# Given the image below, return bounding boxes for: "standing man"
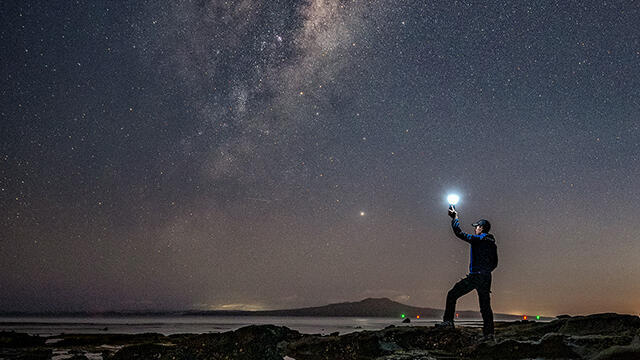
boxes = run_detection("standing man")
[436,206,498,341]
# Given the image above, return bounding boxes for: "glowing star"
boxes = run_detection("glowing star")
[447,194,460,206]
[360,211,365,216]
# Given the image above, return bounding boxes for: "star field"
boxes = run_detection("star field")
[1,0,639,315]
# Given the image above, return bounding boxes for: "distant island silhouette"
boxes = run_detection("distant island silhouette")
[0,298,543,320]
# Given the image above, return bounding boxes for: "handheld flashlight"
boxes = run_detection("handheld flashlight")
[447,194,460,210]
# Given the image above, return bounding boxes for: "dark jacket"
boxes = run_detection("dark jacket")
[451,218,497,274]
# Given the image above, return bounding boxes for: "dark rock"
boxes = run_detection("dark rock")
[402,318,410,323]
[470,333,581,359]
[286,330,388,360]
[556,313,640,336]
[168,324,303,360]
[6,312,640,360]
[568,334,636,359]
[0,331,46,347]
[54,332,168,346]
[495,313,640,342]
[0,348,52,359]
[286,325,476,360]
[376,326,476,354]
[494,319,564,340]
[376,350,436,359]
[557,314,572,319]
[67,354,90,360]
[110,343,170,360]
[285,314,640,360]
[591,341,640,360]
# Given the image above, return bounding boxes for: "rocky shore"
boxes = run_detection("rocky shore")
[1,313,638,359]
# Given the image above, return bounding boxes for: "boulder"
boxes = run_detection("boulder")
[586,335,640,360]
[0,348,52,359]
[286,325,477,360]
[0,331,46,347]
[469,333,580,359]
[169,325,302,360]
[556,313,640,336]
[110,343,171,360]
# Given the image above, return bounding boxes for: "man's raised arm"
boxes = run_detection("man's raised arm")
[449,210,483,243]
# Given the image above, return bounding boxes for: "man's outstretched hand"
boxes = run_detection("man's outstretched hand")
[448,206,458,219]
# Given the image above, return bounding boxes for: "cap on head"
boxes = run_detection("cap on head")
[471,219,491,233]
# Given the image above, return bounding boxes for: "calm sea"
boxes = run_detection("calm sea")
[0,316,483,336]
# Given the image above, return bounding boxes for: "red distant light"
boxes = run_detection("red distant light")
[456,313,459,318]
[523,315,527,320]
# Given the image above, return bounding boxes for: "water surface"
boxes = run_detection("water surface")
[0,316,484,336]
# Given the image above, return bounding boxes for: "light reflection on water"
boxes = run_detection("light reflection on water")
[0,316,484,336]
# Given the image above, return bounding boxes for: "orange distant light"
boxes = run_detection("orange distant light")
[416,315,420,319]
[523,315,527,320]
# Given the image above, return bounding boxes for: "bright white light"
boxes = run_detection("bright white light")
[447,194,460,205]
[360,211,366,216]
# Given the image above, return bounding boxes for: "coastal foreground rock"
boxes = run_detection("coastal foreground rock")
[1,313,638,359]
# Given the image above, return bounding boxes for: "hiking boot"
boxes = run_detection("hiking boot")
[434,320,454,329]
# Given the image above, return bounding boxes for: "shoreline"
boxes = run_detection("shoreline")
[1,313,638,359]
[0,316,490,337]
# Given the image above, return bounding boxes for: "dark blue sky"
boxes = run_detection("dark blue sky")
[1,0,639,315]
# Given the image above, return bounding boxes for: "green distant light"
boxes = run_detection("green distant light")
[401,314,405,318]
[536,315,540,320]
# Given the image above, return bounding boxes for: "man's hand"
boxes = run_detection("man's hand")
[448,206,458,219]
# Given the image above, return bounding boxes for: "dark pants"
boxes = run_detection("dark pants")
[443,273,494,336]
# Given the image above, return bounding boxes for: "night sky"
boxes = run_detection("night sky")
[2,1,639,316]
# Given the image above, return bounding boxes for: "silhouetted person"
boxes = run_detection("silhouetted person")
[436,206,497,341]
